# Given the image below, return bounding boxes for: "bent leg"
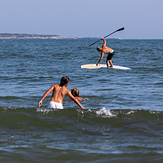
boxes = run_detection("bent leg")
[109,60,113,67]
[106,60,110,68]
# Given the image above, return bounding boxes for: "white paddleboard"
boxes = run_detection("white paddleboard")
[81,64,131,70]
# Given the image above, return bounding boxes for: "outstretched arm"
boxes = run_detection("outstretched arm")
[96,52,104,66]
[38,85,55,107]
[67,90,87,109]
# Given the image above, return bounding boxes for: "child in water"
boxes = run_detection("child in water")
[38,76,86,109]
[71,88,84,101]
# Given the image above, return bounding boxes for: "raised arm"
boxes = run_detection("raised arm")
[38,85,55,107]
[67,90,87,109]
[101,38,106,47]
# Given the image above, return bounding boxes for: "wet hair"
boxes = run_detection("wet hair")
[97,47,101,52]
[71,88,79,97]
[60,76,70,86]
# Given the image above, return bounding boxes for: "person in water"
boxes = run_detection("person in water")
[38,76,86,109]
[71,88,84,101]
[96,38,115,68]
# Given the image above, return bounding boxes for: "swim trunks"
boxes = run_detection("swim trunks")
[47,101,63,109]
[107,50,115,60]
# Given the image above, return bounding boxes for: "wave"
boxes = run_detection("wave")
[1,106,163,119]
[0,105,162,158]
[0,96,25,100]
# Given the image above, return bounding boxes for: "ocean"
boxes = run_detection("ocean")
[0,39,163,162]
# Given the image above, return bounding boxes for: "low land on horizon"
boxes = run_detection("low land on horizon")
[0,33,119,40]
[0,33,76,39]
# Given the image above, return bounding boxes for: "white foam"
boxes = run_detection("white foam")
[96,107,116,117]
[36,108,53,114]
[126,110,135,114]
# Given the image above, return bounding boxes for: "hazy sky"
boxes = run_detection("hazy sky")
[0,0,163,39]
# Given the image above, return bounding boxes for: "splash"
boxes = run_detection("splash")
[126,110,135,115]
[36,108,53,114]
[96,107,116,118]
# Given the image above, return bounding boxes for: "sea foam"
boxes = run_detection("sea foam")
[96,107,116,117]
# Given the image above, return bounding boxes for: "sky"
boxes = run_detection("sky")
[0,0,163,39]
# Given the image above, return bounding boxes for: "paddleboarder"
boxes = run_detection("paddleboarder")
[96,38,115,68]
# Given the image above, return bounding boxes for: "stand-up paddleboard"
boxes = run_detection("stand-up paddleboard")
[81,64,131,70]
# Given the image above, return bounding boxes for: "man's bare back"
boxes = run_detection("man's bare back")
[101,46,113,54]
[50,84,68,103]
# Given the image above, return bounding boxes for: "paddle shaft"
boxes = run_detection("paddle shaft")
[89,27,124,47]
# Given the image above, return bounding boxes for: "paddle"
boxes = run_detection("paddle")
[89,27,124,47]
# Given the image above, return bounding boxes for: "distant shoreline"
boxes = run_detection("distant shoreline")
[0,33,119,40]
[0,33,76,39]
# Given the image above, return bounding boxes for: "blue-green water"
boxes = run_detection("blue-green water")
[0,39,163,162]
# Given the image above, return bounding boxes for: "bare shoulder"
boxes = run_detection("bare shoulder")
[50,84,60,91]
[67,89,75,98]
[50,84,56,89]
[66,89,71,94]
[54,84,59,87]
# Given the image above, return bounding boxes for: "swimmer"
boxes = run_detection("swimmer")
[38,76,86,109]
[71,88,84,101]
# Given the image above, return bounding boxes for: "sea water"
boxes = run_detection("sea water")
[0,39,163,162]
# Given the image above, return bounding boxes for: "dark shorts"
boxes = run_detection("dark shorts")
[107,50,115,60]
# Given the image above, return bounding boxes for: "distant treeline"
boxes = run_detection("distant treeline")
[0,33,119,40]
[0,33,76,39]
[0,33,58,37]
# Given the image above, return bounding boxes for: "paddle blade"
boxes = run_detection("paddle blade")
[117,27,124,31]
